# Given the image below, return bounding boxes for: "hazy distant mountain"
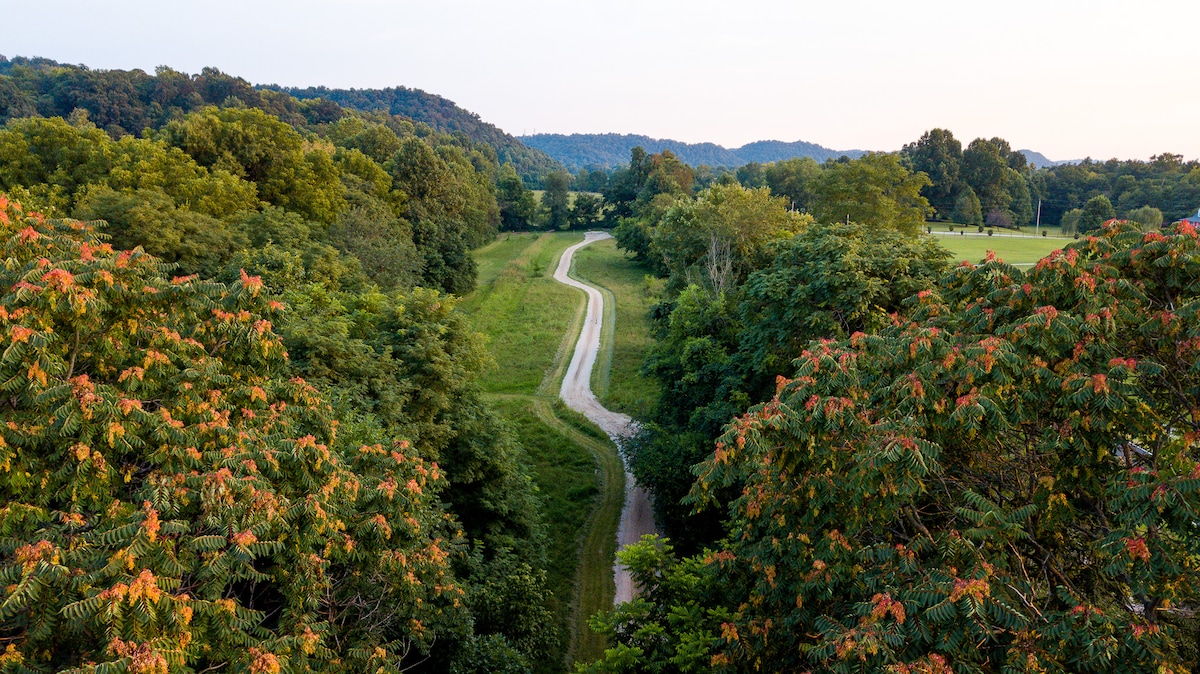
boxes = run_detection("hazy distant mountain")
[1020,149,1077,169]
[522,133,867,171]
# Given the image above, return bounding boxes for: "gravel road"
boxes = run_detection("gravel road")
[554,231,658,605]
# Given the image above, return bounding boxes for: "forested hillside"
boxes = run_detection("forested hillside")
[521,132,865,171]
[274,85,563,183]
[0,57,580,673]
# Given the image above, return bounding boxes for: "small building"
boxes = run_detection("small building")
[1181,208,1200,227]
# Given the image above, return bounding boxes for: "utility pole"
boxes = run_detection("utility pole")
[1035,198,1042,237]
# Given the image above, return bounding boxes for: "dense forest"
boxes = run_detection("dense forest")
[584,143,1200,671]
[273,85,562,184]
[521,133,866,172]
[1,51,1199,673]
[0,57,580,673]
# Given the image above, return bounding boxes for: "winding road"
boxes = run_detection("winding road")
[554,231,658,605]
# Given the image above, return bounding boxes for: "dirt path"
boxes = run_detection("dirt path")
[554,231,659,605]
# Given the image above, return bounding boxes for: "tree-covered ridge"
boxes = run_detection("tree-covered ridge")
[521,133,866,172]
[273,85,564,183]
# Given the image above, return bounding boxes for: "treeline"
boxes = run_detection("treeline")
[572,129,1199,237]
[274,85,563,183]
[578,145,1200,671]
[899,128,1200,231]
[0,59,574,673]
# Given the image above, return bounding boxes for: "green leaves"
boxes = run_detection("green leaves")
[0,200,464,672]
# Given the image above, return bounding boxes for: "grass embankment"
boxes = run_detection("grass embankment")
[570,237,660,418]
[460,231,626,668]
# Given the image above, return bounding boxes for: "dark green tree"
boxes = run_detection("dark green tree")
[542,169,572,230]
[1079,194,1117,232]
[568,192,604,231]
[496,164,538,231]
[901,128,962,218]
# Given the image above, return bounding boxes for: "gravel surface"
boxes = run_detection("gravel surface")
[554,231,658,605]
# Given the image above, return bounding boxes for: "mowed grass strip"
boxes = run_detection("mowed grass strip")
[934,233,1066,266]
[570,237,660,418]
[486,395,604,670]
[460,231,584,394]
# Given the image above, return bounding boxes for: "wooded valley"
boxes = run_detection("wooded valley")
[0,55,1198,673]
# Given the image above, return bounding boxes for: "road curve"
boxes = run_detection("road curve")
[554,231,658,605]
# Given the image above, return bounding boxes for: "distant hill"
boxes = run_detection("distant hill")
[271,85,563,181]
[0,55,563,182]
[521,133,867,171]
[1020,149,1076,169]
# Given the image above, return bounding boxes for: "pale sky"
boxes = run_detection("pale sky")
[5,0,1199,161]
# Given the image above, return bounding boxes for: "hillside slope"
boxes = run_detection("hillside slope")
[275,85,563,181]
[522,132,866,170]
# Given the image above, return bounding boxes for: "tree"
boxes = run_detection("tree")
[651,183,809,291]
[950,185,983,225]
[0,198,465,671]
[1079,194,1117,232]
[763,157,820,212]
[1060,207,1084,235]
[496,164,538,231]
[735,162,766,188]
[1126,205,1164,230]
[542,169,572,230]
[680,221,1200,671]
[901,128,963,218]
[73,186,245,277]
[809,153,932,236]
[961,137,1012,216]
[163,105,346,223]
[568,192,604,231]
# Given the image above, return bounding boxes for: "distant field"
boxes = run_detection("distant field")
[928,221,1072,239]
[570,237,660,418]
[933,232,1066,266]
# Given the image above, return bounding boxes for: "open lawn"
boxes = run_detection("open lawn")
[570,237,661,418]
[927,221,1072,239]
[933,232,1067,266]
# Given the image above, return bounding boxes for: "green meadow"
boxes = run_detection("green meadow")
[933,232,1066,266]
[459,230,628,666]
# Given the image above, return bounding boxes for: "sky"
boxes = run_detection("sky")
[5,0,1200,161]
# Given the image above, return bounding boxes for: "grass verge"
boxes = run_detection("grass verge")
[570,237,660,418]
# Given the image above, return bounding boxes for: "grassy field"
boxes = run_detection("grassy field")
[486,396,603,664]
[460,232,585,394]
[461,230,627,667]
[933,232,1066,266]
[570,237,661,418]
